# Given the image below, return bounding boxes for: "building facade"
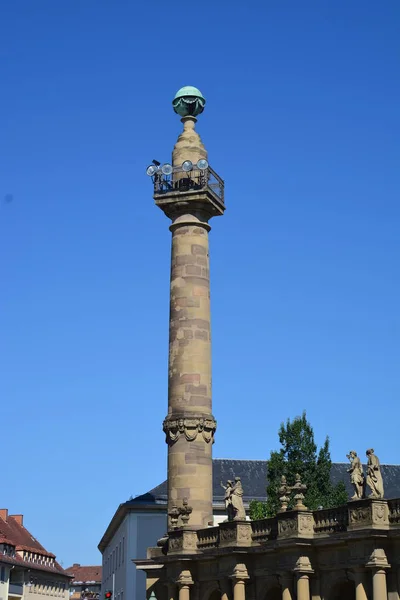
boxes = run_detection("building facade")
[65,565,102,600]
[0,509,71,600]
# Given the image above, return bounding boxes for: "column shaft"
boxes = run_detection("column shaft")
[233,581,246,600]
[166,221,214,528]
[297,575,310,600]
[179,586,190,600]
[373,569,388,600]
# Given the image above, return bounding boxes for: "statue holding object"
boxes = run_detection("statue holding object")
[346,450,365,500]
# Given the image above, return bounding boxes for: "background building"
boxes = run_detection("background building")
[0,509,71,600]
[65,565,101,600]
[98,459,400,600]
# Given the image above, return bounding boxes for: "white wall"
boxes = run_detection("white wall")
[0,564,10,600]
[102,516,129,600]
[101,511,166,600]
[102,510,250,600]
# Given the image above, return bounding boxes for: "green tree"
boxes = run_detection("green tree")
[250,412,348,519]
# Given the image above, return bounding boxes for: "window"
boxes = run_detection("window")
[1,566,5,582]
[122,537,125,564]
[119,541,121,567]
[116,546,119,570]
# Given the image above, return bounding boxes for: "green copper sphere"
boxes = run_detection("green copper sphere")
[172,86,206,117]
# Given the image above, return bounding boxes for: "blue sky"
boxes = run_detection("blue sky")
[1,0,399,567]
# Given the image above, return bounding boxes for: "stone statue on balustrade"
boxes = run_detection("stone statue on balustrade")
[366,448,384,499]
[346,450,365,500]
[221,476,246,521]
[221,480,235,521]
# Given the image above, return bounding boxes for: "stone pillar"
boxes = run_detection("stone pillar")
[372,569,388,600]
[231,564,249,600]
[157,100,224,531]
[177,572,193,600]
[294,557,313,600]
[366,549,390,600]
[353,570,368,600]
[232,580,246,600]
[296,575,310,600]
[163,213,216,528]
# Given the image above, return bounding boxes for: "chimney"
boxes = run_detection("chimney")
[0,509,8,522]
[10,515,23,526]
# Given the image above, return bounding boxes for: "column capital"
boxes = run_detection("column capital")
[176,571,194,588]
[366,549,390,570]
[230,563,249,582]
[294,556,314,575]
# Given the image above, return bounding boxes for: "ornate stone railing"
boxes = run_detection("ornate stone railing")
[388,499,400,525]
[313,506,348,534]
[197,527,219,549]
[251,517,278,543]
[161,498,400,556]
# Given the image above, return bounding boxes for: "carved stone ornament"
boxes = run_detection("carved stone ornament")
[349,506,371,524]
[169,534,183,552]
[163,413,217,445]
[298,514,314,534]
[278,518,297,537]
[220,524,237,543]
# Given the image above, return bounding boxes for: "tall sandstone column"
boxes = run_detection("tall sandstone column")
[154,87,225,529]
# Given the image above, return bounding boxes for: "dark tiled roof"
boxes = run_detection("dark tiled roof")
[0,513,68,577]
[0,515,54,557]
[65,565,102,583]
[134,459,400,503]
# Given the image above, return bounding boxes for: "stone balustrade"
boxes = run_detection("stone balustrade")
[388,498,400,524]
[251,517,277,543]
[313,506,348,533]
[196,526,219,549]
[163,498,399,555]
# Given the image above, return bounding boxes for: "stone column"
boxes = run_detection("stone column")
[296,575,310,600]
[177,572,193,600]
[157,102,224,530]
[163,213,216,529]
[366,548,390,600]
[372,569,388,600]
[232,579,246,600]
[231,564,249,600]
[294,557,313,600]
[353,570,368,600]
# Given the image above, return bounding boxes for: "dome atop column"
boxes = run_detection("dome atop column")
[172,86,207,167]
[172,86,206,117]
